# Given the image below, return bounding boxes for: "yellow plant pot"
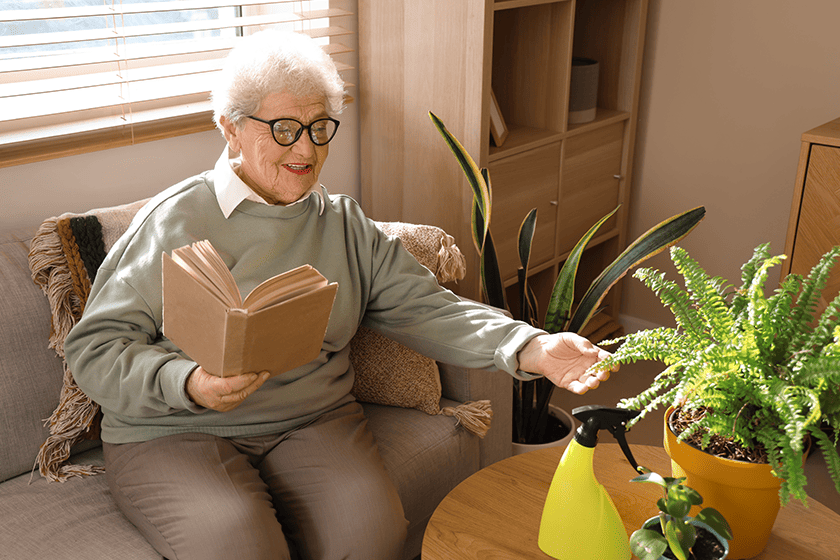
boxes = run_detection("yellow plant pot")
[663,409,781,560]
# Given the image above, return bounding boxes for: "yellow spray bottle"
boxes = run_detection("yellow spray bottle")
[538,405,645,560]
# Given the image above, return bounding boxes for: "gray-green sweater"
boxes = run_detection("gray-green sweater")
[65,172,544,444]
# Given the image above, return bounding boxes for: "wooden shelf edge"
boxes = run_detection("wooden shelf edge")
[566,109,631,137]
[487,109,631,163]
[489,127,563,162]
[494,0,573,12]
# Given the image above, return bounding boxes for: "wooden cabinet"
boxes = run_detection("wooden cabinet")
[783,117,840,314]
[358,0,649,336]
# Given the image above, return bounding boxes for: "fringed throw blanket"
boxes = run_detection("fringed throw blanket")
[29,204,489,482]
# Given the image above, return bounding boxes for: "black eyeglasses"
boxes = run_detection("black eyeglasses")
[247,116,340,146]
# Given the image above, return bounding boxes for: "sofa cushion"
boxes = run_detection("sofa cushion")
[364,399,480,557]
[28,203,488,482]
[0,230,66,483]
[0,447,158,560]
[0,401,478,560]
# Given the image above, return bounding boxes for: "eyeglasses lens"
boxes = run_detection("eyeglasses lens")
[273,119,337,146]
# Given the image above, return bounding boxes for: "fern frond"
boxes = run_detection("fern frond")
[802,289,840,362]
[777,386,821,448]
[793,351,840,392]
[618,363,684,415]
[768,274,802,363]
[633,267,709,344]
[604,327,690,368]
[789,247,840,354]
[670,246,734,342]
[812,427,840,495]
[744,253,786,355]
[731,243,772,319]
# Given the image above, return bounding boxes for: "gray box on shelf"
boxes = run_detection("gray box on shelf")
[569,57,599,124]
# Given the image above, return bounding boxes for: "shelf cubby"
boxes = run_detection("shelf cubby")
[360,0,649,322]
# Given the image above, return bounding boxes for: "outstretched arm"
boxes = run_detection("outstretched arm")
[517,333,616,394]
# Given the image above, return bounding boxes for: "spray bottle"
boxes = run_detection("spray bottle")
[538,405,644,560]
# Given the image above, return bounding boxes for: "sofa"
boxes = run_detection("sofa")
[0,199,513,560]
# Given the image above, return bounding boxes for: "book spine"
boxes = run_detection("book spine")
[222,309,249,377]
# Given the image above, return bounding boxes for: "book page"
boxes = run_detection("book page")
[170,248,234,307]
[242,264,328,311]
[170,241,243,308]
[192,240,242,307]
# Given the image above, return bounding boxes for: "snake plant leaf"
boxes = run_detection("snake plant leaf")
[481,230,507,311]
[567,206,706,334]
[471,197,485,253]
[516,210,538,325]
[543,207,620,333]
[518,208,538,271]
[518,268,541,328]
[429,112,491,254]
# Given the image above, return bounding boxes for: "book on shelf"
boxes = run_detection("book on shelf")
[162,239,338,378]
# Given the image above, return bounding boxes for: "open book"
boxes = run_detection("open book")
[162,240,338,378]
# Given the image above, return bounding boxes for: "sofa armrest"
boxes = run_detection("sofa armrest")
[439,362,512,469]
[437,296,513,468]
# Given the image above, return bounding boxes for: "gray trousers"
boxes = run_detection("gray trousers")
[103,402,408,560]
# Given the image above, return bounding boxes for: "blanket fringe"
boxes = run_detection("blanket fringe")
[440,400,492,438]
[435,234,466,284]
[33,365,103,482]
[29,218,82,357]
[29,218,102,482]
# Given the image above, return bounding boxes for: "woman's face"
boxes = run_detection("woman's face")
[223,90,330,205]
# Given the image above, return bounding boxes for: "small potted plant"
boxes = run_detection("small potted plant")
[594,243,840,558]
[630,470,732,560]
[428,112,706,450]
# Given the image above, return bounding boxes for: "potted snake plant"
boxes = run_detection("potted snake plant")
[593,243,840,559]
[428,111,706,449]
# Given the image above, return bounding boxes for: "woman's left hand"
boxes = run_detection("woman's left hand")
[517,333,617,394]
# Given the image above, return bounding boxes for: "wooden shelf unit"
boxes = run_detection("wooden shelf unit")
[359,0,649,331]
[782,116,840,315]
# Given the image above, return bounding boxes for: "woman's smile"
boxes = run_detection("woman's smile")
[283,163,312,175]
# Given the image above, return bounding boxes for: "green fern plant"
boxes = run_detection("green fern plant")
[595,243,840,505]
[428,111,706,445]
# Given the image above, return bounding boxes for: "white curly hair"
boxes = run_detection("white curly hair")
[212,29,345,130]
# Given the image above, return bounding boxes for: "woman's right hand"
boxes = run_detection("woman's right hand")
[186,367,270,412]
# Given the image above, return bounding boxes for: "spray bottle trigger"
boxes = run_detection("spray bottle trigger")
[572,405,644,473]
[610,424,643,473]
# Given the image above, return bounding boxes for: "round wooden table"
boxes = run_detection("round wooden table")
[422,443,840,559]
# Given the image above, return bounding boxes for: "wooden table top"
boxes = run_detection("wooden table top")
[422,443,840,560]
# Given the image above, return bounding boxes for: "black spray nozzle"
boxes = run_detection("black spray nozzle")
[572,405,643,473]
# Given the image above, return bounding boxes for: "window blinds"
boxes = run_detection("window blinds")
[0,1,354,166]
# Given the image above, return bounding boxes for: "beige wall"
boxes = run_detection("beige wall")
[622,0,840,327]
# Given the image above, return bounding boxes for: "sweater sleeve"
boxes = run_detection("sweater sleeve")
[360,226,545,380]
[64,219,205,419]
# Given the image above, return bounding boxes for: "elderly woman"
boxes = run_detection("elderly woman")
[65,30,613,560]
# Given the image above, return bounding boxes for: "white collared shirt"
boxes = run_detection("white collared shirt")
[212,147,325,218]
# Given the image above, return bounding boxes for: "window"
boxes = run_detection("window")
[0,1,355,168]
